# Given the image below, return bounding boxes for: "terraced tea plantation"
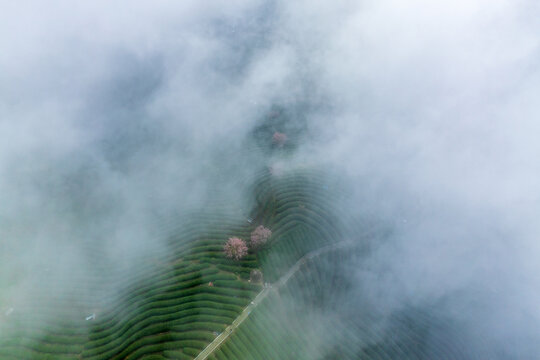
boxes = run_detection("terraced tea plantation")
[0,113,467,359]
[0,163,358,359]
[0,213,262,360]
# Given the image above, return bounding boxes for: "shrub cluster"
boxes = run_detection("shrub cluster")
[223,225,272,261]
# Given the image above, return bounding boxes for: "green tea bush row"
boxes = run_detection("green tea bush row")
[212,280,260,292]
[109,339,207,360]
[0,345,81,360]
[215,264,252,278]
[86,326,214,359]
[163,350,192,360]
[90,276,230,336]
[86,306,237,355]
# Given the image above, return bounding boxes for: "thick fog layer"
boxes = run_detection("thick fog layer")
[263,2,540,354]
[1,0,539,357]
[293,0,540,357]
[0,0,277,320]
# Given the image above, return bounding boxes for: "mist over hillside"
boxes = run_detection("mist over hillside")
[1,0,539,358]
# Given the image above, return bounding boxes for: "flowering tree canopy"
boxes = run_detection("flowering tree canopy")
[272,132,287,146]
[224,237,248,260]
[250,225,272,249]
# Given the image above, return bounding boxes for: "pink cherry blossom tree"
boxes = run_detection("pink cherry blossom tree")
[224,237,248,260]
[272,132,287,147]
[250,225,272,250]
